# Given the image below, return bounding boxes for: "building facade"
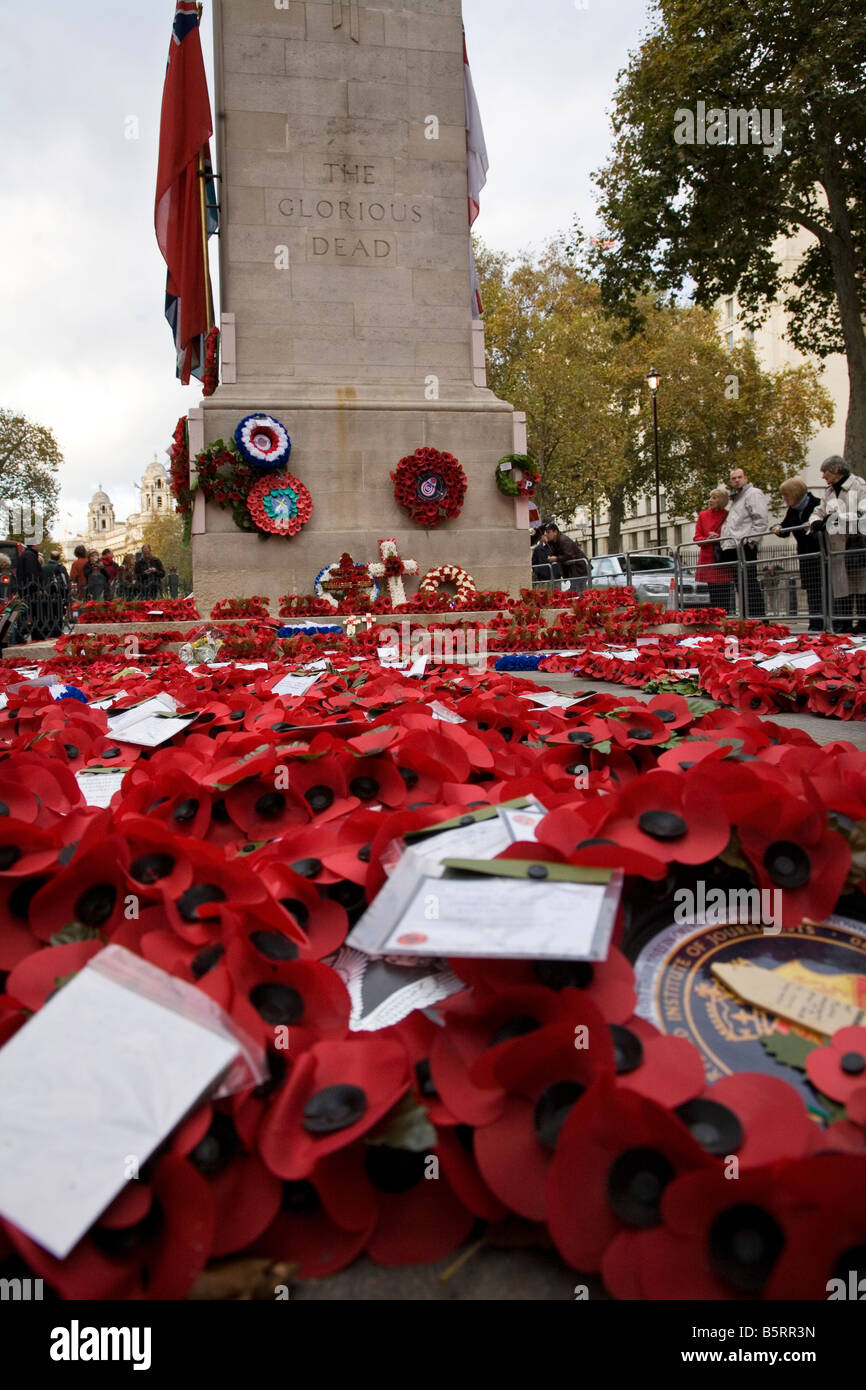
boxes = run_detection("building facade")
[65,456,171,561]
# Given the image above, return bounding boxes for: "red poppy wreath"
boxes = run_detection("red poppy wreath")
[391,447,467,528]
[247,471,313,537]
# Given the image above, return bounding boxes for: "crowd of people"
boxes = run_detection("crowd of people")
[68,544,173,602]
[0,542,178,646]
[532,455,866,633]
[693,456,866,631]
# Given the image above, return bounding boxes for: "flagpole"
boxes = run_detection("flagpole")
[196,2,214,334]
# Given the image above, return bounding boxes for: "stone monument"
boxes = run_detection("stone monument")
[191,0,530,615]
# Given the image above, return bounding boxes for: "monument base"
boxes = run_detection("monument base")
[192,391,532,618]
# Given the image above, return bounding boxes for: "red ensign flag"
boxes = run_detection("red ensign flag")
[154,1,216,384]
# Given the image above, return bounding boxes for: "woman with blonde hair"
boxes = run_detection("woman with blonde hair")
[693,485,733,611]
[772,477,822,629]
[808,456,866,632]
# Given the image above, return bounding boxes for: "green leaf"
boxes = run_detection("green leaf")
[49,923,102,947]
[685,697,718,717]
[592,739,612,754]
[759,1031,819,1072]
[366,1092,437,1153]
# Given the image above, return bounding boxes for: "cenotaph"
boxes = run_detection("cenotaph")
[191,0,530,614]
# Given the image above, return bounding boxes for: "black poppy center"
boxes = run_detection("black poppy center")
[364,1145,427,1194]
[249,982,304,1025]
[840,1051,865,1076]
[607,1147,675,1228]
[173,797,199,824]
[191,1113,240,1177]
[534,959,595,991]
[291,858,322,879]
[305,785,334,814]
[302,1083,367,1135]
[763,841,811,890]
[0,845,22,871]
[398,766,419,788]
[414,1058,438,1099]
[489,1014,540,1048]
[254,792,287,820]
[90,1199,165,1256]
[130,852,175,885]
[350,776,379,801]
[191,942,225,979]
[709,1203,785,1293]
[250,930,299,962]
[637,810,687,841]
[654,709,676,723]
[281,1179,321,1215]
[74,883,117,926]
[8,875,50,921]
[610,1024,644,1075]
[675,1099,744,1155]
[280,898,310,928]
[176,883,227,922]
[568,730,593,744]
[627,728,654,741]
[0,802,9,816]
[533,1080,586,1151]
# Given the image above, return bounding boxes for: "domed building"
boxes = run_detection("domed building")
[65,456,171,560]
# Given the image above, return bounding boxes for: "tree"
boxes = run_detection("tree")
[476,236,628,522]
[592,0,866,471]
[478,238,833,550]
[0,409,61,541]
[139,510,193,593]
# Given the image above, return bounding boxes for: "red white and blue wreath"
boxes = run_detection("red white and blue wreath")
[315,558,380,609]
[234,414,292,470]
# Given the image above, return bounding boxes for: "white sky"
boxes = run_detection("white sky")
[0,0,653,537]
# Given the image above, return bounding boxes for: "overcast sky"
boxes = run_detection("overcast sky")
[0,0,652,537]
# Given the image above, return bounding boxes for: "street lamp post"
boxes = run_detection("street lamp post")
[646,369,662,549]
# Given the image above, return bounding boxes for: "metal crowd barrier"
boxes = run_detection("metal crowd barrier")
[674,524,866,631]
[6,579,75,645]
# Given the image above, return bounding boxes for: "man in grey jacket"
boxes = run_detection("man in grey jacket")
[719,467,769,616]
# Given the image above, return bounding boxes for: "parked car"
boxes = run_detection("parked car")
[590,553,710,608]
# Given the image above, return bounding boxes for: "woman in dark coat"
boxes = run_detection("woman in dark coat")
[772,477,821,630]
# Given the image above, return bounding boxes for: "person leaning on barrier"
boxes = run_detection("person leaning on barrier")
[544,523,589,592]
[531,526,563,585]
[719,468,769,617]
[693,485,734,612]
[808,455,866,633]
[772,478,822,631]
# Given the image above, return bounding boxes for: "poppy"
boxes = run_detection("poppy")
[619,1160,826,1300]
[224,938,351,1052]
[27,837,129,944]
[597,771,731,867]
[738,796,850,928]
[249,1150,375,1279]
[805,1026,866,1106]
[546,1075,712,1277]
[450,947,637,1025]
[175,1108,282,1258]
[3,1155,214,1299]
[473,1019,614,1220]
[258,1037,410,1180]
